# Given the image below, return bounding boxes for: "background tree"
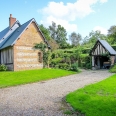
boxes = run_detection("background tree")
[49,22,68,49]
[49,21,56,40]
[39,24,51,41]
[55,24,67,48]
[39,24,59,50]
[69,32,82,46]
[82,30,106,47]
[108,25,116,35]
[107,25,116,44]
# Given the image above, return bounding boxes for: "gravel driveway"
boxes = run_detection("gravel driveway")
[0,70,113,116]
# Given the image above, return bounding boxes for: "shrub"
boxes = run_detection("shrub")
[50,58,62,67]
[79,54,91,69]
[81,62,86,68]
[54,65,59,69]
[70,63,79,72]
[109,64,116,73]
[82,48,91,54]
[85,56,91,69]
[0,64,7,71]
[59,63,70,70]
[78,54,88,68]
[85,63,91,69]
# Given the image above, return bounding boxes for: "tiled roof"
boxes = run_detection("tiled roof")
[90,39,116,55]
[0,18,50,49]
[0,27,9,41]
[0,19,33,49]
[99,39,116,55]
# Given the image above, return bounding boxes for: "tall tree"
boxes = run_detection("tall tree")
[39,24,51,41]
[39,24,59,50]
[108,25,116,35]
[49,21,56,40]
[107,25,116,44]
[69,32,82,46]
[82,30,106,47]
[49,22,68,48]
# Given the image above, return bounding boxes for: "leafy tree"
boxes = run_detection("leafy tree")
[107,25,116,44]
[55,25,67,48]
[88,30,106,42]
[108,25,116,35]
[39,24,51,41]
[49,21,56,40]
[49,22,68,48]
[39,24,59,50]
[82,30,106,47]
[82,36,89,46]
[69,32,82,46]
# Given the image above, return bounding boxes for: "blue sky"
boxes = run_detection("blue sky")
[0,0,116,39]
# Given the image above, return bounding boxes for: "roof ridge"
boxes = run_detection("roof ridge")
[0,18,50,49]
[98,39,116,55]
[20,18,34,26]
[9,20,21,29]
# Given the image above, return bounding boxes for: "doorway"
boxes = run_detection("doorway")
[95,56,110,69]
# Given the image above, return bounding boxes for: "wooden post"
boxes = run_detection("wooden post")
[92,56,95,70]
[97,57,100,69]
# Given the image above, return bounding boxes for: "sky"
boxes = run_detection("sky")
[0,0,116,39]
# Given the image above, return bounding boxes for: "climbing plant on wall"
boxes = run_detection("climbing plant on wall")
[34,42,51,68]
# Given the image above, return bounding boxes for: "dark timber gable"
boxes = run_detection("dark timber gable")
[90,39,116,56]
[91,41,108,56]
[90,39,116,69]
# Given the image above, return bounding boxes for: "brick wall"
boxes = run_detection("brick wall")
[9,14,16,28]
[13,22,44,71]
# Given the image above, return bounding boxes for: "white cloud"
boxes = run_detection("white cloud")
[38,0,108,34]
[93,26,108,34]
[100,0,108,3]
[39,0,96,21]
[40,16,78,33]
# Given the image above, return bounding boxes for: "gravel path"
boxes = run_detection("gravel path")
[0,70,113,116]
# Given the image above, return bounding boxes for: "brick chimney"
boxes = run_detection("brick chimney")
[9,14,16,28]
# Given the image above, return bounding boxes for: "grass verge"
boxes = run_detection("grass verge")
[66,74,116,116]
[109,64,116,73]
[0,69,76,88]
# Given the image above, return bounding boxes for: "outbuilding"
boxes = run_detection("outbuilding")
[90,39,116,69]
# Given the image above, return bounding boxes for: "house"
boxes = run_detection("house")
[90,39,116,69]
[0,14,49,71]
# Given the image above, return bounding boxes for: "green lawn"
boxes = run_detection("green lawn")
[66,74,116,116]
[0,69,76,88]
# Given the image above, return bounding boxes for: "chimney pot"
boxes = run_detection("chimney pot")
[9,14,16,28]
[10,14,12,17]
